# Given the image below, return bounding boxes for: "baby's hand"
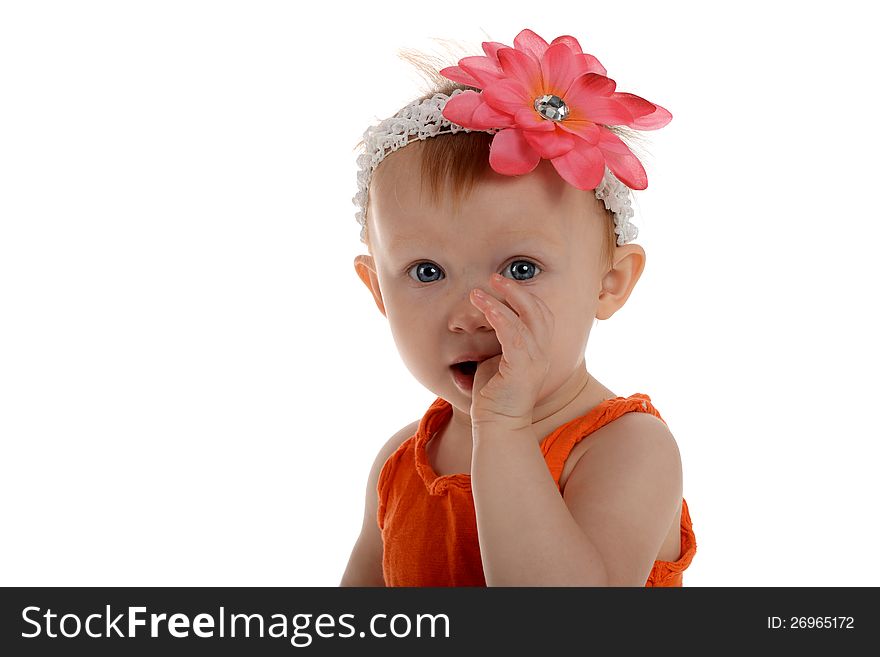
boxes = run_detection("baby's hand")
[468,273,555,432]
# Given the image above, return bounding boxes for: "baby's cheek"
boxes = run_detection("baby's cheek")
[552,307,592,348]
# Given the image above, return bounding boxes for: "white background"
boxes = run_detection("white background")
[1,1,877,586]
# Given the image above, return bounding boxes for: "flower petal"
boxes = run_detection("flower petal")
[440,65,481,88]
[547,37,607,75]
[567,74,635,125]
[482,41,509,63]
[443,92,514,131]
[612,92,673,129]
[513,28,551,61]
[489,128,542,175]
[574,97,634,125]
[522,127,575,159]
[497,47,543,95]
[550,34,583,55]
[580,53,607,76]
[558,118,600,144]
[565,72,616,99]
[482,78,530,115]
[549,138,606,190]
[541,42,584,97]
[472,100,516,130]
[441,90,483,126]
[598,127,648,189]
[513,107,556,132]
[457,55,505,89]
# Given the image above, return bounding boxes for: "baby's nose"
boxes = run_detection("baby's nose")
[447,288,497,333]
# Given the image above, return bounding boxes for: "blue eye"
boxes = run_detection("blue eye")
[505,260,542,281]
[408,262,444,283]
[407,259,542,284]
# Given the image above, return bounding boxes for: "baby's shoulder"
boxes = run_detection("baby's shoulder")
[371,419,421,477]
[588,405,679,458]
[559,404,677,490]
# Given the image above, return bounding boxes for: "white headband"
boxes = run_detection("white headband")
[352,89,639,246]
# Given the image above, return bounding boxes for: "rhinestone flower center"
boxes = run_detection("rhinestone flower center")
[534,94,569,122]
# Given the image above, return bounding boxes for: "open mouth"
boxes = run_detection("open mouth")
[451,361,479,376]
[450,361,479,391]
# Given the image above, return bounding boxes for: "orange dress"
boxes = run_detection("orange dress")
[377,393,697,586]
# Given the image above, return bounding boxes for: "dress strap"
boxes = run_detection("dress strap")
[540,393,666,487]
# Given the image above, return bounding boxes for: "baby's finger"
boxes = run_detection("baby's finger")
[470,289,538,365]
[529,292,555,340]
[489,274,554,346]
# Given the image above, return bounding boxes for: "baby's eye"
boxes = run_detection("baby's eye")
[406,259,542,284]
[504,260,542,281]
[408,261,444,283]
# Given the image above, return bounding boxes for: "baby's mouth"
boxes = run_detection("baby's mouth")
[451,361,479,376]
[450,361,479,391]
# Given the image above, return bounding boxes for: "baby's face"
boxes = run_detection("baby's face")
[359,147,612,413]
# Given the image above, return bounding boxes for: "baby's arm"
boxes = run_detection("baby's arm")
[472,412,682,586]
[339,420,419,587]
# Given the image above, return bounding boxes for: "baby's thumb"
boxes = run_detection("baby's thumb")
[473,355,502,399]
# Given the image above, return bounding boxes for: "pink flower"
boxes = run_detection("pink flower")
[440,28,671,190]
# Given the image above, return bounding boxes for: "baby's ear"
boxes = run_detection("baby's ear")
[353,255,387,317]
[596,244,646,320]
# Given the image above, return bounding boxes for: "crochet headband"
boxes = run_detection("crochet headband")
[353,28,672,247]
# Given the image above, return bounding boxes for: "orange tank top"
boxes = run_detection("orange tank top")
[377,393,697,587]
